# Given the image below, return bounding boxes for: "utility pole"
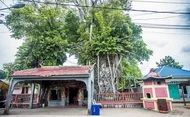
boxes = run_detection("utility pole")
[88,0,93,65]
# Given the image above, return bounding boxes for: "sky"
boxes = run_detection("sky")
[0,0,24,69]
[130,0,190,75]
[0,0,190,75]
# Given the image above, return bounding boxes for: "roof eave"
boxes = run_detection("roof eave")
[10,74,90,79]
[138,76,172,81]
[171,76,190,79]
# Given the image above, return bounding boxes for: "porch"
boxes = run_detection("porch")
[3,66,94,115]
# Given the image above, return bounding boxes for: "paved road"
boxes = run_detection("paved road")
[0,103,189,117]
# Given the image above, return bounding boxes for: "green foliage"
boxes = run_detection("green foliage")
[65,4,152,64]
[156,56,183,69]
[118,58,142,89]
[5,6,68,70]
[121,58,142,77]
[3,63,18,81]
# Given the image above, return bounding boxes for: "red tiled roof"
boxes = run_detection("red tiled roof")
[12,66,92,77]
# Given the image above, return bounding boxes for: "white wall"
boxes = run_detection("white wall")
[13,87,22,94]
[186,86,190,98]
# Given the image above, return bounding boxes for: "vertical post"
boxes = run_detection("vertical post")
[134,78,137,88]
[37,84,41,103]
[14,94,18,103]
[29,83,35,109]
[87,79,92,115]
[122,93,124,101]
[182,86,186,106]
[97,55,100,93]
[91,81,94,104]
[3,78,14,115]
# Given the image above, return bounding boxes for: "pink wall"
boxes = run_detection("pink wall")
[155,87,168,98]
[144,88,153,98]
[144,101,155,109]
[144,81,152,85]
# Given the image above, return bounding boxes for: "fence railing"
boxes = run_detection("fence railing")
[94,92,143,102]
[12,94,39,104]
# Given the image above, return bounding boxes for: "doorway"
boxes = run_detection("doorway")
[69,87,78,105]
[50,89,61,100]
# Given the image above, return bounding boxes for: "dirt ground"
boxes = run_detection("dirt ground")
[0,103,190,117]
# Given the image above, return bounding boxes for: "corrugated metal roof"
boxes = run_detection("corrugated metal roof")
[155,66,190,77]
[139,76,172,81]
[140,68,172,80]
[0,80,9,89]
[11,66,92,77]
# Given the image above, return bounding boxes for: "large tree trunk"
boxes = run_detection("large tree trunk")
[95,54,122,93]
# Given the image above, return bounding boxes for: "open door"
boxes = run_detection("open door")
[69,87,78,105]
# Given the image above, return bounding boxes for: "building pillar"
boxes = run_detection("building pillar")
[37,84,41,103]
[4,79,20,115]
[29,83,35,109]
[87,79,92,115]
[91,81,94,104]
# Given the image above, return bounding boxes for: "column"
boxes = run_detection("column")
[4,78,14,115]
[29,83,35,109]
[87,79,92,115]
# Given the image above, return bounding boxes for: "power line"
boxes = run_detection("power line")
[131,8,185,18]
[133,14,182,21]
[0,10,11,13]
[24,0,190,14]
[131,9,190,14]
[142,30,190,35]
[0,32,10,33]
[131,12,156,18]
[0,0,11,11]
[138,22,190,30]
[135,23,190,27]
[141,26,190,30]
[132,0,190,4]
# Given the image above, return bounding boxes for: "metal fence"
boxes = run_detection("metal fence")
[94,92,143,108]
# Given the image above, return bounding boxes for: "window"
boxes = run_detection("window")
[146,93,151,98]
[50,89,61,100]
[184,86,187,94]
[157,81,161,85]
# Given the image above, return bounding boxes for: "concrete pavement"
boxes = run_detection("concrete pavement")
[0,103,189,117]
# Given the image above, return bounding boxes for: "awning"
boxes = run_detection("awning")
[179,80,190,86]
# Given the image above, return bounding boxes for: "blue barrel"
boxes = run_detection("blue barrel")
[91,104,100,115]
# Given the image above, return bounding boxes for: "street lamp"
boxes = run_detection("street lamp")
[0,3,25,11]
[0,3,25,24]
